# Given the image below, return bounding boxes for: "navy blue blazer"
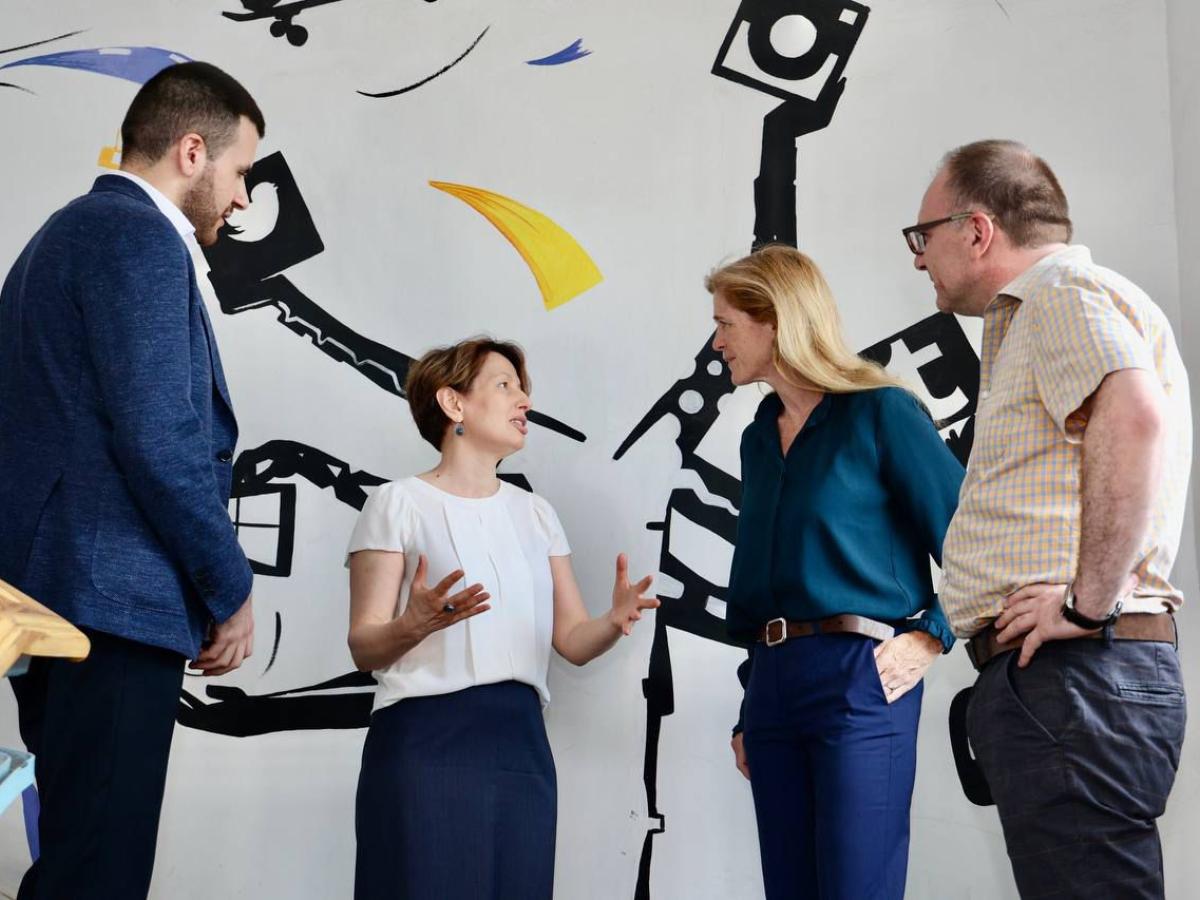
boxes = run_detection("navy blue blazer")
[0,175,253,658]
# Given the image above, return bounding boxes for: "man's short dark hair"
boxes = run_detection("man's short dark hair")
[941,139,1073,247]
[120,61,265,165]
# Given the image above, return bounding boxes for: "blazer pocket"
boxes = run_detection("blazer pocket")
[91,487,189,616]
[0,471,62,579]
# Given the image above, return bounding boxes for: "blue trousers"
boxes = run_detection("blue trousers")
[354,681,557,900]
[742,634,921,900]
[10,629,185,900]
[966,639,1186,898]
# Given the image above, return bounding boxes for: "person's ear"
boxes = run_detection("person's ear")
[175,133,207,179]
[435,386,463,424]
[971,211,997,258]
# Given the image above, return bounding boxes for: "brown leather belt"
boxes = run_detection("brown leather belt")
[966,612,1177,672]
[756,614,895,646]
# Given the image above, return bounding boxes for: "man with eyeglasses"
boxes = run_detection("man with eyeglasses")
[906,139,1190,898]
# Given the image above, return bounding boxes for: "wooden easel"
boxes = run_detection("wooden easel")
[0,579,89,814]
[0,579,90,676]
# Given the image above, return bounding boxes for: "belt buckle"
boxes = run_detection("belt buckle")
[765,617,787,647]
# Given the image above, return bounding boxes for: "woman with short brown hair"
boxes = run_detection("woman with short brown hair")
[346,336,657,900]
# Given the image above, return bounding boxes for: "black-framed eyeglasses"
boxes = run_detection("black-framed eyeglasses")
[901,212,975,255]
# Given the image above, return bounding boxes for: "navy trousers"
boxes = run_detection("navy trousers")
[966,639,1186,899]
[9,629,185,900]
[354,681,557,900]
[742,634,921,900]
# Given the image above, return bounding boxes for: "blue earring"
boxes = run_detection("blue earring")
[454,422,465,436]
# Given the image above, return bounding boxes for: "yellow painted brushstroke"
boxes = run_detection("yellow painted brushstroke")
[97,131,121,170]
[430,181,602,310]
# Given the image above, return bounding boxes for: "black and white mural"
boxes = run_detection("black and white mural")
[0,1,1189,897]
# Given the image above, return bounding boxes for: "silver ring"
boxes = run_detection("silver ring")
[442,603,456,614]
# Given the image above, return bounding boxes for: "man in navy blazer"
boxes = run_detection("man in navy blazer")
[0,62,264,899]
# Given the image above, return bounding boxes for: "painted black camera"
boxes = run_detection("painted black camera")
[713,0,870,104]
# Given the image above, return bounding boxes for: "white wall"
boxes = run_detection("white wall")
[1163,0,1200,892]
[0,2,1195,898]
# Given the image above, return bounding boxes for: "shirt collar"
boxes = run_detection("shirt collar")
[987,244,1092,310]
[109,170,195,242]
[749,390,833,447]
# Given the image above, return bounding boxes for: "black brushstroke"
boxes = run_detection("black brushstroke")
[0,29,87,57]
[860,313,980,466]
[614,343,740,506]
[358,26,489,98]
[223,0,442,49]
[231,483,297,577]
[713,0,870,247]
[206,152,324,283]
[231,440,383,578]
[223,0,348,47]
[0,29,88,95]
[264,611,283,673]
[178,671,377,737]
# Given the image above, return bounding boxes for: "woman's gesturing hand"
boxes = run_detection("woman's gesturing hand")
[607,553,660,636]
[402,555,490,638]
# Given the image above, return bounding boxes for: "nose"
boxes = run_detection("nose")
[913,252,926,272]
[232,179,250,211]
[712,332,724,352]
[516,391,531,411]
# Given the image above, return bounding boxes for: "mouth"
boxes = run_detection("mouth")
[510,417,528,436]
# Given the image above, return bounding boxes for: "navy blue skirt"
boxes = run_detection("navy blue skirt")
[354,681,557,900]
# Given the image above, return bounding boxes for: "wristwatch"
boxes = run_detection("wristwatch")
[1060,581,1122,630]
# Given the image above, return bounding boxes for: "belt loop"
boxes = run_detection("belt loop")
[1171,614,1179,651]
[965,637,981,672]
[1101,622,1115,649]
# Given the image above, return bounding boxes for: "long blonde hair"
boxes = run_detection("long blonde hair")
[705,245,904,394]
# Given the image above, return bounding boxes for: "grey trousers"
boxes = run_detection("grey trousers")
[966,637,1186,899]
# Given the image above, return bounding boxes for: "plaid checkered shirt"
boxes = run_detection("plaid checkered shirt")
[940,246,1192,638]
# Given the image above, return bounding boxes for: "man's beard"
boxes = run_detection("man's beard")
[181,164,223,247]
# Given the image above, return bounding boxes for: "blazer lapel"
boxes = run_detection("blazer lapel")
[185,253,235,415]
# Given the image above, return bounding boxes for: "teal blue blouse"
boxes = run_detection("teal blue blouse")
[727,387,963,652]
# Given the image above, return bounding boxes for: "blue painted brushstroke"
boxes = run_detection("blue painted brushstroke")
[526,39,590,66]
[0,47,191,85]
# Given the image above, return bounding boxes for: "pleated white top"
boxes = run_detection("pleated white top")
[346,477,570,711]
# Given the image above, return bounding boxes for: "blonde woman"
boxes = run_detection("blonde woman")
[711,246,963,899]
[345,338,657,900]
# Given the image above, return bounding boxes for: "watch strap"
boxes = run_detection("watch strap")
[1061,582,1123,630]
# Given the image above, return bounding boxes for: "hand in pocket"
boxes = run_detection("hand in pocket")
[874,631,941,703]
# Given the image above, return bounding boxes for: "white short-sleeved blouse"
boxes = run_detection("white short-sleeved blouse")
[346,476,570,711]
